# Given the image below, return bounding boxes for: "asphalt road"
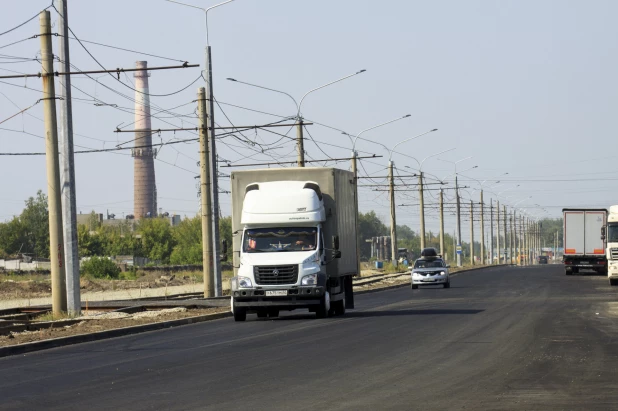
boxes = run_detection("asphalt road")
[2,264,618,410]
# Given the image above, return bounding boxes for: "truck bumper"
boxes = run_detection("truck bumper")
[232,286,325,309]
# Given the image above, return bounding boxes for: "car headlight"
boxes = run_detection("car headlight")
[301,273,318,286]
[302,253,319,265]
[238,276,253,288]
[440,271,446,275]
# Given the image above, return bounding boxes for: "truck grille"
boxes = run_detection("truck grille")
[254,265,299,285]
[612,248,618,259]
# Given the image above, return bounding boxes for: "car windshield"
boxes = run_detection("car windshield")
[243,227,317,253]
[414,259,445,269]
[608,224,618,242]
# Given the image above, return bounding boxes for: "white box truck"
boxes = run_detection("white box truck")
[602,205,618,285]
[229,168,357,321]
[563,208,607,275]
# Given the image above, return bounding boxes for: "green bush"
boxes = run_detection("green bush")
[81,257,121,279]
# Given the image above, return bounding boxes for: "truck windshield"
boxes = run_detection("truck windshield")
[414,259,445,269]
[243,227,318,253]
[608,224,618,242]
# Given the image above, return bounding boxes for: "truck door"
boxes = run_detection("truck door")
[564,211,585,255]
[585,211,606,255]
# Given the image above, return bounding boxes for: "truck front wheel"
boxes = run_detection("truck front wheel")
[231,297,247,322]
[315,291,331,319]
[610,279,618,286]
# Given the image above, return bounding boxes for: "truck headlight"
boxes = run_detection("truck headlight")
[238,276,253,288]
[302,253,319,265]
[301,273,318,286]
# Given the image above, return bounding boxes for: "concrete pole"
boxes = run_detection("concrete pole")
[40,10,67,315]
[509,212,513,265]
[480,190,485,265]
[456,176,462,267]
[204,46,222,296]
[496,201,500,265]
[55,0,80,316]
[198,87,214,298]
[389,161,398,266]
[503,205,507,264]
[351,152,360,276]
[439,189,445,258]
[297,120,305,167]
[513,210,521,265]
[490,199,494,264]
[419,172,426,249]
[470,200,474,266]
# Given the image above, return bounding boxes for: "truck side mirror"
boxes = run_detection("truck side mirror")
[332,250,342,259]
[601,227,606,241]
[220,239,228,261]
[332,235,340,251]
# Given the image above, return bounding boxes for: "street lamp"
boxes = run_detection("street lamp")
[227,70,367,166]
[404,147,455,251]
[167,0,236,298]
[436,156,476,267]
[340,115,412,274]
[384,129,439,265]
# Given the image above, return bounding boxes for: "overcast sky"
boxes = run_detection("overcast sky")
[1,0,617,239]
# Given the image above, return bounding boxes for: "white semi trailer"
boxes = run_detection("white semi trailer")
[563,208,607,276]
[229,168,358,321]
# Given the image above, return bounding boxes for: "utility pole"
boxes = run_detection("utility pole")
[388,161,398,266]
[503,205,507,264]
[419,172,426,249]
[470,200,474,265]
[490,199,494,264]
[496,200,500,265]
[480,190,485,265]
[40,10,66,315]
[204,47,222,297]
[351,151,360,279]
[198,87,214,298]
[439,188,445,258]
[55,0,80,316]
[513,209,521,265]
[297,120,305,166]
[509,212,513,265]
[456,176,462,267]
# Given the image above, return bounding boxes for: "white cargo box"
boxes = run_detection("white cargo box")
[563,208,607,256]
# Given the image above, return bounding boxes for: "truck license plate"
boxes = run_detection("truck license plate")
[580,261,588,265]
[266,290,287,296]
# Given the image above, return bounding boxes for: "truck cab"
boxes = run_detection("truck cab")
[604,205,618,285]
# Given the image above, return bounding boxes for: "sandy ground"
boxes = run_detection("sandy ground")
[0,307,229,347]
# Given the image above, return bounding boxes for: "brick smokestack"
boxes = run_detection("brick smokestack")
[133,61,156,218]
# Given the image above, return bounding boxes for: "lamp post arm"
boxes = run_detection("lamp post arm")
[297,69,366,119]
[166,0,234,45]
[388,129,438,161]
[226,79,298,113]
[349,114,411,153]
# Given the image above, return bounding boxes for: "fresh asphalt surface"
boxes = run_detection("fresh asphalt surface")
[2,265,618,410]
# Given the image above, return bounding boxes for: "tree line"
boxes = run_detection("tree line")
[0,191,563,265]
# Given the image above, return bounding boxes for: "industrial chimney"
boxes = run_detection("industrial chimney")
[133,61,156,218]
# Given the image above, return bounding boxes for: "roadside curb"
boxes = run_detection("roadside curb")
[0,311,231,358]
[0,264,508,358]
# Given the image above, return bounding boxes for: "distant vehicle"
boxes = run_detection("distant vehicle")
[563,208,607,276]
[410,248,450,289]
[538,256,548,264]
